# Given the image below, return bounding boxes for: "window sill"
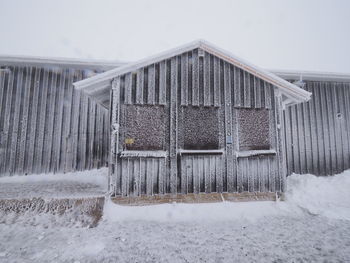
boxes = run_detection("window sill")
[120,150,167,158]
[178,149,224,156]
[236,149,276,158]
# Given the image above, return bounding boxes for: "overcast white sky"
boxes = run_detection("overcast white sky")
[1,0,349,73]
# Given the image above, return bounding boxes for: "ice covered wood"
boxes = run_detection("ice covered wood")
[120,151,167,158]
[109,45,287,197]
[0,62,110,176]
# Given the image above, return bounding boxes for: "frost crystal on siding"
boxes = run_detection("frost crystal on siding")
[238,109,270,151]
[182,106,219,150]
[124,105,166,150]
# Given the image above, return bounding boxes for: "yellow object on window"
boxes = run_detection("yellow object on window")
[125,138,135,145]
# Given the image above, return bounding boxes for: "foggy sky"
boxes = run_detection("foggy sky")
[1,0,349,73]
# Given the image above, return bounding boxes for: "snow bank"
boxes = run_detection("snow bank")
[286,170,350,221]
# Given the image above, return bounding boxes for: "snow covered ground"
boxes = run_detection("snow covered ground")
[0,168,107,199]
[0,169,350,262]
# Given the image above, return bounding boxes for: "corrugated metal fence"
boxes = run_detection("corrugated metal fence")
[0,65,109,176]
[284,81,350,175]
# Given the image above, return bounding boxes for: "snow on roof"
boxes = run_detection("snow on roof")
[0,54,126,70]
[271,69,350,82]
[74,40,312,105]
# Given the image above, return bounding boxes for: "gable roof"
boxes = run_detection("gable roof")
[74,40,311,107]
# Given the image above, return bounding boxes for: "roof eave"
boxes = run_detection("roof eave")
[74,40,202,89]
[0,54,126,70]
[271,69,350,82]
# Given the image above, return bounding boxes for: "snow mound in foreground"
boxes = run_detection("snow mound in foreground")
[286,170,350,221]
[104,170,350,223]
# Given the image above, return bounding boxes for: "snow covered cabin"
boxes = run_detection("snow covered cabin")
[2,40,350,201]
[74,40,311,199]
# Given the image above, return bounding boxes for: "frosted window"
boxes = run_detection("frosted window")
[238,109,270,150]
[124,105,165,150]
[183,106,219,150]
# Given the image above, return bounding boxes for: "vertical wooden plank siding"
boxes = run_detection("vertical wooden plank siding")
[192,50,199,106]
[343,84,350,168]
[18,67,32,174]
[44,70,58,173]
[53,69,66,172]
[224,63,234,192]
[9,67,24,174]
[115,51,273,109]
[27,67,41,173]
[61,70,72,171]
[178,155,223,193]
[243,71,251,108]
[71,77,82,171]
[255,77,262,108]
[159,61,167,105]
[0,69,14,174]
[147,65,156,105]
[308,83,320,175]
[169,57,178,193]
[213,56,221,107]
[111,77,121,194]
[180,53,188,106]
[124,73,132,104]
[114,50,285,196]
[135,68,144,104]
[339,84,350,171]
[0,65,109,176]
[203,52,211,106]
[233,67,241,107]
[284,80,350,176]
[274,92,286,192]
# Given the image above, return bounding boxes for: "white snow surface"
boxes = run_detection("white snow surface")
[287,171,350,221]
[0,168,108,199]
[0,169,350,262]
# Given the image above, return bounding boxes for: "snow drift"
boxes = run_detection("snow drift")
[286,170,350,221]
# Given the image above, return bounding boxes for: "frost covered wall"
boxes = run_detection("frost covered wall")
[0,63,110,176]
[110,49,286,196]
[284,80,350,176]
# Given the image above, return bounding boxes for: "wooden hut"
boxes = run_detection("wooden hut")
[74,40,311,202]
